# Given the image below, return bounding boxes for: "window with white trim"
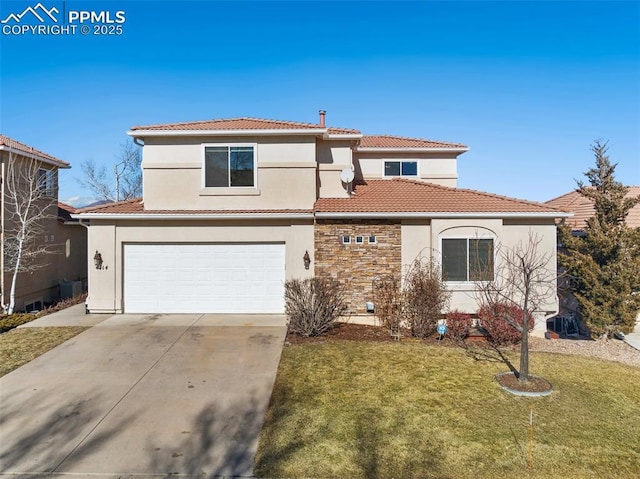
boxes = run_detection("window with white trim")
[37,168,55,197]
[442,238,494,282]
[384,161,417,177]
[204,145,255,187]
[342,235,351,244]
[355,236,364,244]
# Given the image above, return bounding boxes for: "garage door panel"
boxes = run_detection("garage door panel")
[124,244,285,314]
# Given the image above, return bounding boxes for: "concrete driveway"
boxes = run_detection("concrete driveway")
[0,309,287,478]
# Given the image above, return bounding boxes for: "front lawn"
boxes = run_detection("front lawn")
[0,327,87,377]
[256,342,640,479]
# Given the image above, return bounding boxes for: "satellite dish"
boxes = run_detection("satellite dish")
[340,168,355,183]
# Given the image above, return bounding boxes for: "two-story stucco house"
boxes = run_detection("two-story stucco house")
[75,113,569,332]
[1,135,87,312]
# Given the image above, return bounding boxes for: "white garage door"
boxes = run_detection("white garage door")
[124,243,285,314]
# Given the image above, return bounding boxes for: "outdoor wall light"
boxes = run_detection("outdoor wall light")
[93,250,103,270]
[303,250,311,270]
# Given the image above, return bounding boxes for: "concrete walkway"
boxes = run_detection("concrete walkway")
[1,307,287,478]
[623,315,640,351]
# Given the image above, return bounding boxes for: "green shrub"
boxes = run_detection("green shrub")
[0,313,37,333]
[285,277,347,337]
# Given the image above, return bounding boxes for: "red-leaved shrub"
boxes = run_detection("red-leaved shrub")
[446,310,473,341]
[477,303,534,345]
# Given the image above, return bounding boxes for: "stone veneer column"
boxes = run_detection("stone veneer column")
[314,219,401,315]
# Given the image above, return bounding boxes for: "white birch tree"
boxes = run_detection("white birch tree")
[3,153,56,314]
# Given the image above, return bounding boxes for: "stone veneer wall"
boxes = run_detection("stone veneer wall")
[314,219,401,315]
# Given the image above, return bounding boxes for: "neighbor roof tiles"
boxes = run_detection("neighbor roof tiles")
[546,187,640,229]
[0,135,69,167]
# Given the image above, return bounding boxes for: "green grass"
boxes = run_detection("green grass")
[256,342,640,479]
[0,327,87,377]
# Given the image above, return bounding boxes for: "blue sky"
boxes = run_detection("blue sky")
[1,0,639,207]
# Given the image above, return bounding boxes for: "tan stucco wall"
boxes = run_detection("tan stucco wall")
[141,135,320,209]
[370,218,558,335]
[85,219,314,313]
[1,152,86,311]
[354,151,459,187]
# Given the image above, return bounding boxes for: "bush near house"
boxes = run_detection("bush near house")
[403,258,450,339]
[446,310,473,341]
[0,314,37,333]
[477,302,533,345]
[285,277,347,337]
[372,275,403,333]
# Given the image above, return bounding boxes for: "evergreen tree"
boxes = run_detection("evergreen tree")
[559,141,640,338]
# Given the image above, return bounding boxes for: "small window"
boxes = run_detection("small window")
[342,235,351,244]
[355,236,364,244]
[368,235,377,244]
[384,161,418,177]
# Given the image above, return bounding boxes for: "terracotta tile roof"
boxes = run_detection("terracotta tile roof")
[76,198,313,216]
[546,187,640,229]
[314,179,567,215]
[57,202,78,222]
[130,117,360,135]
[0,134,69,167]
[359,135,467,149]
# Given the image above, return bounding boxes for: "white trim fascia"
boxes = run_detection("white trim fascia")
[356,146,469,153]
[315,212,573,219]
[0,145,70,169]
[322,133,363,140]
[71,212,315,220]
[128,129,327,137]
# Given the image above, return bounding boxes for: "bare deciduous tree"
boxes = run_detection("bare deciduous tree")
[474,233,555,382]
[3,153,57,314]
[78,141,142,202]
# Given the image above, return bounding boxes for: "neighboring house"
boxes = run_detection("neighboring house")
[546,187,640,231]
[546,187,640,320]
[0,135,87,312]
[75,113,569,333]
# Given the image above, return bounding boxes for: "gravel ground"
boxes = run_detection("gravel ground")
[530,336,640,368]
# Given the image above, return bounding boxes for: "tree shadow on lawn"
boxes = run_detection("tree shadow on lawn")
[461,342,519,375]
[0,388,133,477]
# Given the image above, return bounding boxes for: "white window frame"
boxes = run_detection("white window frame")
[439,236,496,285]
[368,235,377,244]
[342,235,351,245]
[202,143,257,189]
[355,236,364,244]
[382,160,419,178]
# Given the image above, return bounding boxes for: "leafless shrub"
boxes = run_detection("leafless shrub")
[403,258,450,339]
[285,277,347,337]
[373,275,403,333]
[446,310,473,342]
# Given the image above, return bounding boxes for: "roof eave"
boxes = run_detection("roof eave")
[314,211,572,219]
[72,212,315,220]
[355,146,469,153]
[127,129,329,138]
[323,133,363,140]
[0,145,71,169]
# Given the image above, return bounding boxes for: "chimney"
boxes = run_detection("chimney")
[319,110,326,127]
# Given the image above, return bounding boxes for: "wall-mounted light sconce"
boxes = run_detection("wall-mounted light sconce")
[303,250,311,270]
[93,250,103,270]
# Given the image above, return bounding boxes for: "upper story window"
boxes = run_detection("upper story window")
[442,238,494,282]
[37,168,55,197]
[384,161,417,177]
[204,145,255,187]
